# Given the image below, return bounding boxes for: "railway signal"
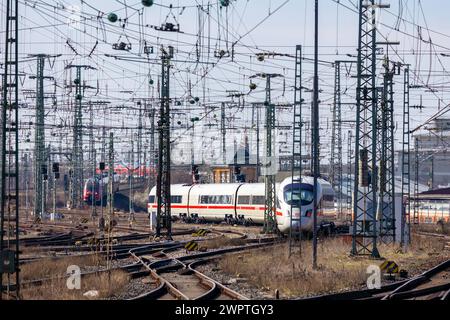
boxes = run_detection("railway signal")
[192,165,200,184]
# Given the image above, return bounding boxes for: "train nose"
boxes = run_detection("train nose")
[83,191,92,201]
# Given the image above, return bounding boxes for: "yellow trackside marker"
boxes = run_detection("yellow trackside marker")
[185,241,199,252]
[380,260,399,274]
[192,229,209,237]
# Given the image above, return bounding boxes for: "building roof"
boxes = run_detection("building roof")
[421,188,450,196]
[417,187,450,200]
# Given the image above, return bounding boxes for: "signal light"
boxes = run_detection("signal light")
[359,148,369,187]
[52,162,59,173]
[99,162,105,171]
[192,165,199,183]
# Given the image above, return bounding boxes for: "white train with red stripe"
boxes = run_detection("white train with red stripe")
[148,176,335,233]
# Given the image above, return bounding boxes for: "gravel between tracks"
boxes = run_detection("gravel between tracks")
[196,262,274,300]
[109,277,157,300]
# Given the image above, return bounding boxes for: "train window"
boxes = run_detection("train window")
[238,196,250,205]
[149,196,155,204]
[284,183,314,206]
[171,195,182,204]
[200,195,232,204]
[252,196,265,205]
[200,196,209,204]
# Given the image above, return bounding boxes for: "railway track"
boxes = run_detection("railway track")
[17,228,264,294]
[127,234,277,300]
[302,259,450,301]
[18,227,201,263]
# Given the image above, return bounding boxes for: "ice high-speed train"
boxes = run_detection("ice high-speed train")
[148,176,335,233]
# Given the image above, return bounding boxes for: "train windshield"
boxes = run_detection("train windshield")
[86,180,99,192]
[284,183,314,206]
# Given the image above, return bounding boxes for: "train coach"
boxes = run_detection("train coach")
[148,176,336,234]
[83,173,120,204]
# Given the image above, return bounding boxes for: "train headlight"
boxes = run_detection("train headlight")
[305,209,312,218]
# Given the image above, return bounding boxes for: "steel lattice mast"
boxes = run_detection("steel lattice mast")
[413,137,420,224]
[137,101,143,182]
[0,0,19,299]
[33,55,46,219]
[88,101,96,218]
[377,56,396,244]
[156,46,173,239]
[401,67,411,248]
[262,74,281,234]
[330,61,343,219]
[347,131,354,221]
[65,64,95,208]
[72,66,83,209]
[351,0,389,258]
[148,105,156,188]
[221,102,227,165]
[289,45,303,256]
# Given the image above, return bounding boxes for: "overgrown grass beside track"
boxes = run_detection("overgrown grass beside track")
[21,255,103,281]
[413,222,450,236]
[217,233,449,298]
[20,254,130,300]
[21,270,129,300]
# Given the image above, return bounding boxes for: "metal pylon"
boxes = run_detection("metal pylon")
[378,57,396,244]
[137,101,143,182]
[263,75,278,234]
[330,61,344,219]
[156,47,173,239]
[89,102,96,218]
[1,0,20,299]
[346,131,354,222]
[401,67,411,247]
[352,0,384,258]
[221,102,226,165]
[289,45,303,256]
[413,138,420,224]
[33,55,46,218]
[29,54,58,218]
[128,139,135,221]
[148,105,156,188]
[107,133,114,219]
[106,132,114,267]
[65,64,95,208]
[70,66,83,208]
